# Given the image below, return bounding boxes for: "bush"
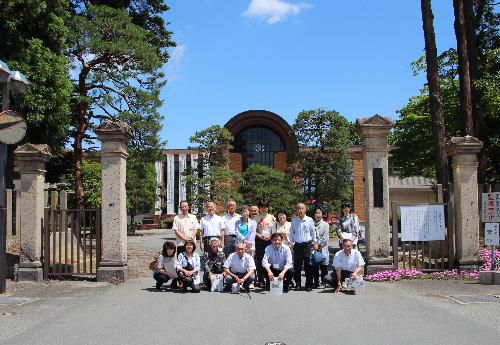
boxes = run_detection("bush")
[162,217,174,229]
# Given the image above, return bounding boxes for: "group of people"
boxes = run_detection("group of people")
[153,199,365,294]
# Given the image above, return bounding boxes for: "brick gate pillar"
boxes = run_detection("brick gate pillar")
[96,120,133,282]
[356,115,394,273]
[14,143,51,281]
[446,136,483,268]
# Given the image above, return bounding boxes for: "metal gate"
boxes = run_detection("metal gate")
[42,208,101,279]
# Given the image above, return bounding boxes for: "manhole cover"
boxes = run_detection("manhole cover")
[264,343,286,345]
[449,295,500,304]
[0,297,35,306]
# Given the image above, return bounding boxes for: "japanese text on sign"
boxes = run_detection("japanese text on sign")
[401,205,446,241]
[484,223,499,246]
[482,193,500,222]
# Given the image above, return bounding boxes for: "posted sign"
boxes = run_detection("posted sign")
[484,223,500,246]
[482,192,500,222]
[401,205,446,241]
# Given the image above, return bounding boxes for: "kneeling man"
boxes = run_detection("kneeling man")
[203,237,226,290]
[262,233,294,293]
[223,243,256,292]
[330,238,365,294]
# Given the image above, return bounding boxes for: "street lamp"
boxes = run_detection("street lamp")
[0,59,28,294]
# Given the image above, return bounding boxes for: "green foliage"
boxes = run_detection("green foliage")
[393,7,500,183]
[240,164,302,216]
[65,159,102,208]
[126,155,158,218]
[392,50,462,179]
[292,109,353,206]
[68,1,174,206]
[184,125,241,214]
[0,0,73,154]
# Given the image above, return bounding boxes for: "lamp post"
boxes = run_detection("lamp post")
[0,59,28,294]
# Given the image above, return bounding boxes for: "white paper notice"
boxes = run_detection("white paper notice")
[401,205,446,241]
[484,223,500,246]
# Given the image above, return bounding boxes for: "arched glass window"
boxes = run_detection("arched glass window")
[233,126,285,169]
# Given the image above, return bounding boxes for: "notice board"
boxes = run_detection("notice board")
[401,205,446,241]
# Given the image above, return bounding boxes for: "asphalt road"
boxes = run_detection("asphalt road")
[1,230,499,345]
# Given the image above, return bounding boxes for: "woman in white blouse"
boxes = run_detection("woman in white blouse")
[176,239,201,293]
[274,209,291,248]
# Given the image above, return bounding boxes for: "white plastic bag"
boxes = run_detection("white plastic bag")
[270,278,283,295]
[210,274,224,292]
[231,282,240,294]
[342,276,364,291]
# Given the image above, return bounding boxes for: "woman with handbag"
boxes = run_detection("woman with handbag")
[154,241,178,290]
[176,239,202,293]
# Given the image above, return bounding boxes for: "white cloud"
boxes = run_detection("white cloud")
[243,0,311,24]
[166,44,188,81]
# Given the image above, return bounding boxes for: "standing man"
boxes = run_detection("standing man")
[173,200,200,254]
[262,233,294,293]
[249,205,259,220]
[222,199,240,257]
[223,243,256,292]
[200,201,224,252]
[289,203,317,292]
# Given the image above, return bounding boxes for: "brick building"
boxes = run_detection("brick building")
[156,109,369,221]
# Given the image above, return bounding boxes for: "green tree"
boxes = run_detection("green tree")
[0,0,73,183]
[65,159,102,208]
[184,125,242,214]
[126,156,158,225]
[393,2,499,183]
[68,0,174,208]
[240,164,302,216]
[292,109,353,208]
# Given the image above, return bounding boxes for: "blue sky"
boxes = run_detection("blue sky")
[160,0,457,148]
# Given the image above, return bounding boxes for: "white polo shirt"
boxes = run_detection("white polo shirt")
[332,249,365,272]
[223,213,240,236]
[200,213,224,237]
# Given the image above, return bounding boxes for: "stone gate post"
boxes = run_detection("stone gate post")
[356,115,394,273]
[14,143,51,281]
[446,136,482,268]
[96,120,133,282]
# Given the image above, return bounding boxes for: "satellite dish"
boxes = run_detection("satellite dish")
[0,110,27,144]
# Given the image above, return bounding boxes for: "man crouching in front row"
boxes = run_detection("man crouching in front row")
[223,243,256,292]
[262,233,294,293]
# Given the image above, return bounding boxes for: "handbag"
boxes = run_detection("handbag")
[148,253,160,271]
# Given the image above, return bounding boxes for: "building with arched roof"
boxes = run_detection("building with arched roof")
[156,110,437,221]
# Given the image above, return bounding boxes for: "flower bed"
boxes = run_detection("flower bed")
[365,248,499,282]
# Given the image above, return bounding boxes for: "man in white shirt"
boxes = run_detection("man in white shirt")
[223,243,256,292]
[200,201,224,252]
[262,233,294,293]
[331,238,365,294]
[173,200,200,254]
[290,203,317,292]
[222,199,240,257]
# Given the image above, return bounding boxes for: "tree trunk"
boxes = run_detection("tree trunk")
[74,69,89,210]
[420,0,449,201]
[464,0,486,183]
[453,0,474,136]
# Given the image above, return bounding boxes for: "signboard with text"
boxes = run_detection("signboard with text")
[401,205,446,241]
[484,223,500,246]
[482,193,500,222]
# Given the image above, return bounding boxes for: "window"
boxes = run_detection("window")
[233,126,285,169]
